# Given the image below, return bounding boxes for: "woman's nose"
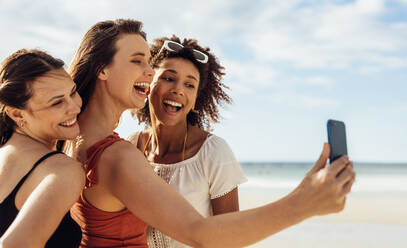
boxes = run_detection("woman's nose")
[67,94,82,115]
[170,83,184,96]
[143,64,155,79]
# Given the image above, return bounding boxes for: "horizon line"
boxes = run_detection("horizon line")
[239,161,407,165]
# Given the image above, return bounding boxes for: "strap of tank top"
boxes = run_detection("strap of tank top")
[14,151,64,192]
[84,133,124,188]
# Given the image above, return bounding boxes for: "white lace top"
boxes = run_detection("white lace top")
[129,133,247,248]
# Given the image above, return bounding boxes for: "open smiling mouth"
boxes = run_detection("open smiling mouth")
[59,118,77,128]
[163,99,183,113]
[134,82,150,95]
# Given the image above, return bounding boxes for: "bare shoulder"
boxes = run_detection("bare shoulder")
[190,125,209,143]
[43,153,83,172]
[40,153,85,188]
[96,140,151,189]
[100,140,146,167]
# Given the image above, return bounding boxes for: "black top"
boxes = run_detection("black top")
[0,151,81,247]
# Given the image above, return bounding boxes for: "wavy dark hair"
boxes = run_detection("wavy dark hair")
[55,19,147,151]
[68,19,146,113]
[136,35,231,130]
[0,49,64,146]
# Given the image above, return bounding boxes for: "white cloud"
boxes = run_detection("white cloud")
[392,104,407,113]
[223,60,277,95]
[245,0,407,71]
[2,0,406,73]
[227,83,255,96]
[358,65,382,74]
[223,60,334,96]
[369,55,407,69]
[355,0,385,14]
[270,91,339,109]
[303,76,335,86]
[0,0,240,58]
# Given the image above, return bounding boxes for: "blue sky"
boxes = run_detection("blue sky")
[1,0,406,162]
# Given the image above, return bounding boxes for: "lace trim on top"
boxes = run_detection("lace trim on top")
[148,134,214,168]
[141,133,246,248]
[147,135,214,185]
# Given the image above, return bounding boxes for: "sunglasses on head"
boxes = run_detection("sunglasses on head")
[158,40,209,63]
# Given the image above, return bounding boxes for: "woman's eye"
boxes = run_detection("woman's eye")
[52,100,63,106]
[163,77,174,82]
[185,83,195,88]
[131,60,142,64]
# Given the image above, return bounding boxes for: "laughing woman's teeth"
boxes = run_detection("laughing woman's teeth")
[134,82,150,88]
[163,100,183,112]
[134,82,150,94]
[60,118,76,127]
[163,100,182,107]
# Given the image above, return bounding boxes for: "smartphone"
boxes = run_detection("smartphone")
[327,119,348,163]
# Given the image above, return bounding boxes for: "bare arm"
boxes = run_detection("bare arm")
[211,188,240,215]
[100,142,355,248]
[0,158,85,248]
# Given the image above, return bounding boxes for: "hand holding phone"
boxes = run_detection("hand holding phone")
[327,119,348,163]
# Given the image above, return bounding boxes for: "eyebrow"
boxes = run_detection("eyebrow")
[165,69,198,82]
[130,52,146,57]
[47,85,76,103]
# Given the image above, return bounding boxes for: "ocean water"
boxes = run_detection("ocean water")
[238,162,407,248]
[240,162,407,195]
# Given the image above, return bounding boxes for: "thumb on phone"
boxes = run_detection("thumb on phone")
[309,143,330,174]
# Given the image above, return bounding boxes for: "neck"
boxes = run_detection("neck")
[149,118,188,157]
[14,129,56,150]
[78,82,125,144]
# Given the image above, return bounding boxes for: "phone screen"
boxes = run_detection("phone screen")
[327,119,348,163]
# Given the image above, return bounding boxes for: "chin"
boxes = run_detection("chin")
[131,100,146,110]
[135,103,146,109]
[62,129,80,140]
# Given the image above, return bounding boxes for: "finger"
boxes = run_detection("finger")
[334,196,347,213]
[328,155,350,176]
[336,160,352,177]
[309,143,330,174]
[337,165,355,187]
[341,196,347,210]
[340,176,355,198]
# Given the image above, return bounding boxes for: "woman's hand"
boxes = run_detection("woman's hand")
[290,143,356,217]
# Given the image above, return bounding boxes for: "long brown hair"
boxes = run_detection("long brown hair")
[0,49,64,146]
[68,19,146,113]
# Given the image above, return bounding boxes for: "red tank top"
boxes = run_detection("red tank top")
[71,133,148,247]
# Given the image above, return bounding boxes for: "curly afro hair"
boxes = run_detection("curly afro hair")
[136,35,231,130]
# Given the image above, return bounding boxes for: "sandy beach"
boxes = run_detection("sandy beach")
[239,189,407,248]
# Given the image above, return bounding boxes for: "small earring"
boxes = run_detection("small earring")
[191,109,199,114]
[19,120,25,128]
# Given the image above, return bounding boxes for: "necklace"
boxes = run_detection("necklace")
[143,126,188,161]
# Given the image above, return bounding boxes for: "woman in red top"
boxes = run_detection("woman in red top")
[68,19,355,248]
